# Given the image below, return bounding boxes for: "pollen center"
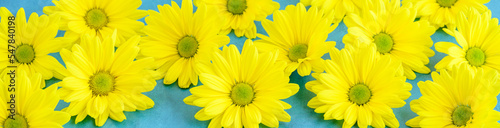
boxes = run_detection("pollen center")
[227,0,247,15]
[177,36,199,58]
[3,114,28,128]
[466,47,485,67]
[288,44,308,62]
[373,32,394,54]
[437,0,457,7]
[15,44,35,64]
[230,83,254,106]
[348,83,371,105]
[89,71,115,96]
[85,8,108,30]
[452,105,473,126]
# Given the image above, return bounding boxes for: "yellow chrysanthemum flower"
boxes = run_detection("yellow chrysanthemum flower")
[0,71,70,128]
[402,0,490,28]
[140,0,230,88]
[406,63,500,127]
[184,40,299,128]
[435,9,500,72]
[0,7,69,84]
[255,3,336,77]
[57,32,156,126]
[194,0,279,38]
[306,42,412,128]
[43,0,147,47]
[343,0,435,80]
[300,0,362,23]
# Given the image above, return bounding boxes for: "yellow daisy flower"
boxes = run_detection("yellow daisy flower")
[306,42,412,128]
[43,0,147,47]
[300,0,362,23]
[435,9,500,72]
[406,63,500,127]
[0,7,69,84]
[343,0,435,80]
[140,0,230,88]
[255,3,336,77]
[184,40,299,128]
[194,0,279,38]
[57,32,156,126]
[0,71,70,128]
[402,0,490,28]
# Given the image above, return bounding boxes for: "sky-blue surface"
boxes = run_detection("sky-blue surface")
[1,0,500,127]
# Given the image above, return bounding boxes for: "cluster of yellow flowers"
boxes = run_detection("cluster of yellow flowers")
[0,0,499,127]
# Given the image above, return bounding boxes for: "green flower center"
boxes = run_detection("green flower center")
[89,71,115,96]
[452,105,473,126]
[3,114,28,128]
[15,44,35,64]
[348,83,371,105]
[85,8,108,30]
[230,83,254,106]
[466,47,486,67]
[227,0,247,15]
[437,0,457,7]
[177,36,199,58]
[373,33,394,54]
[288,44,308,62]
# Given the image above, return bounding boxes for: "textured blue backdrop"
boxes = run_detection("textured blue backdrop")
[1,0,500,127]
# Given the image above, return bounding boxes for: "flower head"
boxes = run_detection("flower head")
[343,0,435,80]
[184,40,299,128]
[255,3,336,77]
[435,9,500,73]
[306,42,412,128]
[57,31,156,126]
[140,0,230,88]
[0,7,69,85]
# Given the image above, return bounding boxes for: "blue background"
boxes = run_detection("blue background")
[1,0,500,127]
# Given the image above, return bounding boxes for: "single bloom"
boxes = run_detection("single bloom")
[406,63,500,127]
[43,0,147,47]
[306,42,412,128]
[0,71,70,128]
[402,0,490,28]
[300,0,363,24]
[343,0,435,80]
[184,40,299,128]
[57,32,156,126]
[255,3,336,77]
[194,0,279,38]
[435,9,500,72]
[140,0,230,88]
[0,7,69,84]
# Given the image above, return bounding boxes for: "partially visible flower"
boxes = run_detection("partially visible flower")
[406,63,500,127]
[195,0,279,38]
[301,0,363,23]
[43,0,147,47]
[402,0,490,28]
[0,71,70,128]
